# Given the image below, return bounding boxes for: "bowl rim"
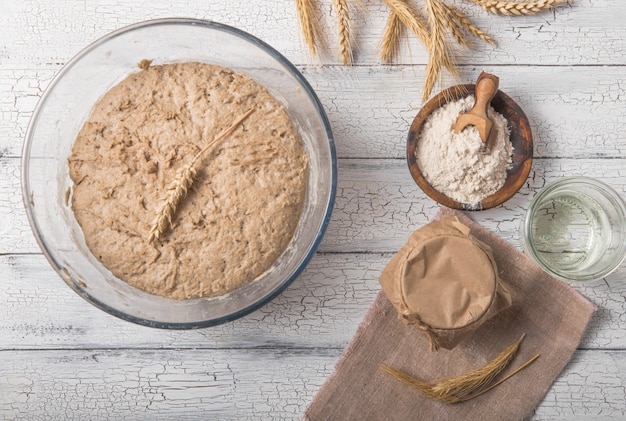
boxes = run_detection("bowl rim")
[21,17,337,329]
[522,176,626,283]
[406,84,533,211]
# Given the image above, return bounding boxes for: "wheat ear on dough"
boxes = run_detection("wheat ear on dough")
[148,108,255,243]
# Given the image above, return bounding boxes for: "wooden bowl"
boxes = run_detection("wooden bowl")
[407,84,533,210]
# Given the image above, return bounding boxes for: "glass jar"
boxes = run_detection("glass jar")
[522,177,626,283]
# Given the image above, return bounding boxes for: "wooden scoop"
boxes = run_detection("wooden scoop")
[454,72,500,143]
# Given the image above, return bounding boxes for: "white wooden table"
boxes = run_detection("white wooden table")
[1,1,625,419]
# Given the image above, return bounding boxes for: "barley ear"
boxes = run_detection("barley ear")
[380,334,540,403]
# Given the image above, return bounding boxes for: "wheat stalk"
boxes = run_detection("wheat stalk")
[333,0,353,65]
[294,0,568,102]
[441,9,473,48]
[379,11,404,63]
[380,334,540,403]
[443,3,496,47]
[148,109,255,243]
[422,0,457,102]
[469,0,569,15]
[296,0,322,55]
[382,0,430,46]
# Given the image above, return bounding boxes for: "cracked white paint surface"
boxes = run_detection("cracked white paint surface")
[1,348,624,419]
[2,65,625,158]
[5,157,626,254]
[0,253,623,350]
[1,0,625,419]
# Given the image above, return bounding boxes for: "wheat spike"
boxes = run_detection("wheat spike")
[382,0,430,46]
[148,109,255,243]
[469,0,569,15]
[422,0,457,102]
[296,0,321,55]
[379,11,404,63]
[148,165,196,243]
[443,3,496,47]
[333,0,352,65]
[440,9,473,48]
[380,334,540,403]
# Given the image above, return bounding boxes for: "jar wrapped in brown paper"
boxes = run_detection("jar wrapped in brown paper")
[379,216,512,351]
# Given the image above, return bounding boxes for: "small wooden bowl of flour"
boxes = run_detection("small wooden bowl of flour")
[407,84,533,210]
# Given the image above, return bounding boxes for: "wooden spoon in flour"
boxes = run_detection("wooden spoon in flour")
[453,72,500,143]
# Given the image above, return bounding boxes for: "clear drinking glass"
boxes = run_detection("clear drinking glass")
[522,177,626,283]
[22,19,337,328]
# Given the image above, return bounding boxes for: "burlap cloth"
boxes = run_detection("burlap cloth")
[305,209,596,421]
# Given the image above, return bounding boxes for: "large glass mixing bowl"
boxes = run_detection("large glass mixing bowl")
[21,18,336,328]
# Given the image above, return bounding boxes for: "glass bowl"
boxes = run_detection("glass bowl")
[21,18,337,328]
[522,177,626,283]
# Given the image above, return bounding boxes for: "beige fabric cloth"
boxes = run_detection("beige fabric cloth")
[305,209,596,421]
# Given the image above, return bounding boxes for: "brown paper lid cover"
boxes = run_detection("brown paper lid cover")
[399,234,495,329]
[379,216,512,350]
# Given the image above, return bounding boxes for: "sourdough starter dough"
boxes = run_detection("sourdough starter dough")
[68,62,308,299]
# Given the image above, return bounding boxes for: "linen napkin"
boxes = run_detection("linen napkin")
[305,209,596,421]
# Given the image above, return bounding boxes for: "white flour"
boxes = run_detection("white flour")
[415,95,513,207]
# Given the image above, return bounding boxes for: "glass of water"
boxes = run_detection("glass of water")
[522,177,626,283]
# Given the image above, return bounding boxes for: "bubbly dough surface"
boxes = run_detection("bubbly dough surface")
[69,62,308,299]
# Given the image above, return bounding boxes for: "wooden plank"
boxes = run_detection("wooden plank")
[326,157,626,253]
[8,157,626,254]
[0,348,624,419]
[0,68,57,158]
[4,65,626,158]
[3,1,625,419]
[304,65,626,160]
[0,253,623,351]
[1,0,623,70]
[538,350,626,419]
[0,253,379,350]
[0,158,36,253]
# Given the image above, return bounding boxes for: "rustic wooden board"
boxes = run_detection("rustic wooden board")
[0,253,623,351]
[3,66,626,158]
[2,0,625,419]
[1,0,624,69]
[0,348,624,420]
[7,157,626,254]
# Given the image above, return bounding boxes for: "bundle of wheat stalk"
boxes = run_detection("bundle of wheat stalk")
[295,0,569,100]
[380,334,541,403]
